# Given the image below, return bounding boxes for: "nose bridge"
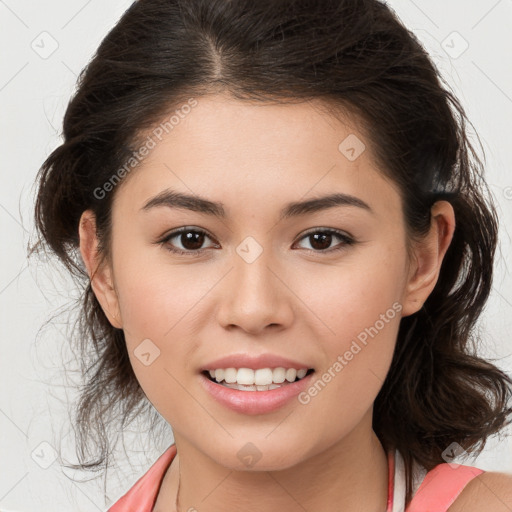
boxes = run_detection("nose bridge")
[216,235,293,332]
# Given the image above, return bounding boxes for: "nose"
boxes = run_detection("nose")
[216,249,295,335]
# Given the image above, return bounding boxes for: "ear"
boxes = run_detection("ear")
[78,210,123,329]
[401,200,456,317]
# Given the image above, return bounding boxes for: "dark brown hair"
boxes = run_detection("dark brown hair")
[31,0,512,506]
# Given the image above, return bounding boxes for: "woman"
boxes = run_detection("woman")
[32,0,512,510]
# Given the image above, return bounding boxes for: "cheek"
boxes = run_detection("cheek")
[112,250,212,391]
[292,248,405,342]
[113,247,201,339]
[113,258,199,419]
[290,250,404,407]
[296,288,401,442]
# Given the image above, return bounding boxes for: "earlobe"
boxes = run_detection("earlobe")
[401,200,456,317]
[78,210,123,329]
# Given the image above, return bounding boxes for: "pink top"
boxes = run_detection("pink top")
[108,444,484,511]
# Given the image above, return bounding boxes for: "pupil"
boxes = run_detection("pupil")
[182,231,204,250]
[310,233,331,250]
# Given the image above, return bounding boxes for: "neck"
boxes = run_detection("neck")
[156,411,389,512]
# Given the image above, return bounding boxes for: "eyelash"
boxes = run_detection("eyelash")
[157,227,356,257]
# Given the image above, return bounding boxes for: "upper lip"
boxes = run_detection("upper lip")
[200,353,314,372]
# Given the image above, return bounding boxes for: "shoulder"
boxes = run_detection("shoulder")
[448,471,512,511]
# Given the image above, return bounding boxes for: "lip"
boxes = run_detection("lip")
[200,353,314,371]
[199,370,315,415]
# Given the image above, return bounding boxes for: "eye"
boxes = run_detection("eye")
[294,228,355,253]
[158,227,219,256]
[157,227,356,257]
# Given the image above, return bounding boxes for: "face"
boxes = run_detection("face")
[80,93,451,470]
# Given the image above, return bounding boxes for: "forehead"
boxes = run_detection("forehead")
[113,94,402,221]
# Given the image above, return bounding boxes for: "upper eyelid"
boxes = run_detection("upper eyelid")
[299,227,351,237]
[163,226,218,242]
[161,227,219,247]
[294,229,354,249]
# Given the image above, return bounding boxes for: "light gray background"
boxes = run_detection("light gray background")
[1,1,511,511]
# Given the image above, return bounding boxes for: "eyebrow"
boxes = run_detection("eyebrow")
[141,189,374,220]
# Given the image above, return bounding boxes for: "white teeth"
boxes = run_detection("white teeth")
[285,368,297,382]
[273,367,286,383]
[254,368,273,386]
[221,382,286,391]
[237,368,256,385]
[224,367,238,383]
[207,367,311,386]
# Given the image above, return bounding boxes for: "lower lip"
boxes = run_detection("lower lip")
[199,372,315,415]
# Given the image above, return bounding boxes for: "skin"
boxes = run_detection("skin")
[79,93,467,511]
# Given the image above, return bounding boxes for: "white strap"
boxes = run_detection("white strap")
[392,450,428,512]
[392,449,406,512]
